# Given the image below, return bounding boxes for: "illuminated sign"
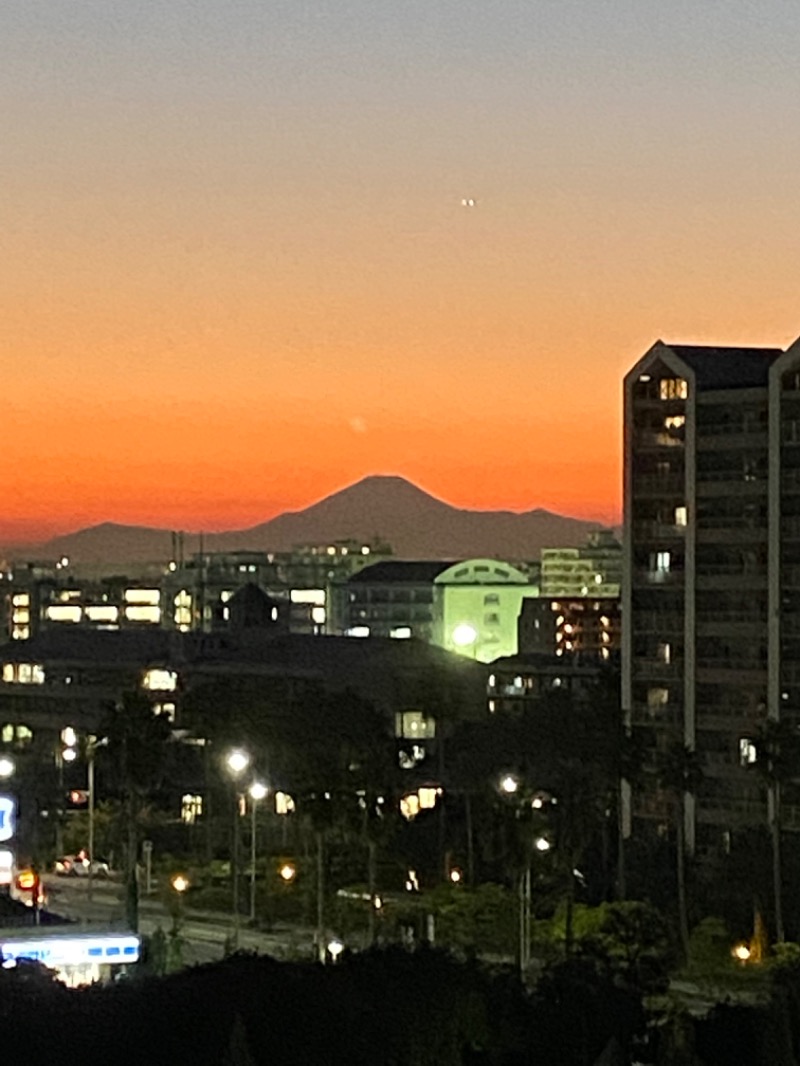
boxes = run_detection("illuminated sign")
[0,796,16,843]
[0,935,140,969]
[0,849,13,886]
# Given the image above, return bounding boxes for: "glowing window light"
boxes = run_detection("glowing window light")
[124,589,160,605]
[142,669,177,692]
[45,605,82,623]
[125,605,161,623]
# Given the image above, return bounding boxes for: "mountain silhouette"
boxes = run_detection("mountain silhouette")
[9,476,604,565]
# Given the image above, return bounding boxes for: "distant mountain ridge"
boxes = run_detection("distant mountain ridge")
[5,476,605,565]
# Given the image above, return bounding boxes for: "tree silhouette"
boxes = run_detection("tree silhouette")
[753,718,800,943]
[655,741,702,963]
[97,692,173,931]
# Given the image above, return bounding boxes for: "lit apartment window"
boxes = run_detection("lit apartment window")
[345,626,370,638]
[291,589,326,607]
[125,605,162,624]
[674,506,687,527]
[649,551,671,581]
[85,605,119,624]
[124,589,160,605]
[647,687,669,713]
[390,626,411,639]
[394,711,436,740]
[16,663,45,685]
[659,378,688,400]
[154,702,176,721]
[45,605,82,623]
[174,591,192,629]
[1,724,32,744]
[665,415,686,429]
[181,794,203,825]
[11,627,29,641]
[142,668,177,692]
[657,642,671,665]
[739,738,757,766]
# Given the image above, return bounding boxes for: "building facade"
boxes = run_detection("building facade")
[540,530,622,598]
[623,338,800,851]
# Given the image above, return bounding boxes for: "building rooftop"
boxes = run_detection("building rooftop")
[667,345,784,390]
[347,560,456,585]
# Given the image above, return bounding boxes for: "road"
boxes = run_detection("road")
[42,875,318,967]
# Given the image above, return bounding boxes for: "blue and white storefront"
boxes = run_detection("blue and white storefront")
[0,931,140,986]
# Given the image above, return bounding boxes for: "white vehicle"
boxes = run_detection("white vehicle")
[54,853,110,879]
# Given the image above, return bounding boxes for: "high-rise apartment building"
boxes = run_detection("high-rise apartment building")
[623,338,800,851]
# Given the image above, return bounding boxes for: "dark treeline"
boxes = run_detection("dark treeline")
[0,947,639,1066]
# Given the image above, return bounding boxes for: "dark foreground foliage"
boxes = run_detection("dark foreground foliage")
[0,946,648,1066]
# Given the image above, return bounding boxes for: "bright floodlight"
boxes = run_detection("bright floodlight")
[225,749,250,777]
[328,938,345,961]
[249,781,268,802]
[535,837,551,853]
[0,757,14,779]
[499,774,519,795]
[171,874,190,893]
[452,623,478,647]
[279,863,296,883]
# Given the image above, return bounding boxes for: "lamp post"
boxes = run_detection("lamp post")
[499,773,551,981]
[224,749,250,947]
[248,781,268,923]
[87,735,109,904]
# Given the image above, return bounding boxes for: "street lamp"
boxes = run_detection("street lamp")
[87,735,109,904]
[248,781,268,923]
[498,775,551,981]
[224,749,251,946]
[499,773,519,795]
[171,873,190,894]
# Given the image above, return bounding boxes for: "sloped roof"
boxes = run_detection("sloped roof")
[668,345,784,390]
[347,560,456,585]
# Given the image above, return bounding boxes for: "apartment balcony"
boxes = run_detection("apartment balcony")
[696,479,767,498]
[632,569,684,588]
[697,797,766,827]
[696,526,767,546]
[630,610,684,633]
[632,521,686,540]
[631,475,685,496]
[633,431,685,450]
[696,618,766,636]
[695,662,767,685]
[696,431,767,450]
[695,570,767,592]
[632,660,682,681]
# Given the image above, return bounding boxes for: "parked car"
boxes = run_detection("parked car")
[54,852,111,878]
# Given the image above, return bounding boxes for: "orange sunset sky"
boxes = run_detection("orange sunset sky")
[3,1,800,544]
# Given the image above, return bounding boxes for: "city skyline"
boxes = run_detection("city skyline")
[4,1,799,542]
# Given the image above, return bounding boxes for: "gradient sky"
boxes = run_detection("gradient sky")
[3,0,800,543]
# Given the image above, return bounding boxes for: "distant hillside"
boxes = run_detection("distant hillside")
[9,476,604,565]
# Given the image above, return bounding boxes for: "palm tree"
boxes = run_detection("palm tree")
[753,718,800,943]
[655,741,703,964]
[98,693,172,931]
